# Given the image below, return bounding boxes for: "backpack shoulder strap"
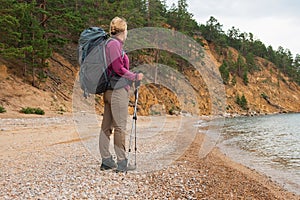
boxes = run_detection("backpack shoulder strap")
[105,37,125,58]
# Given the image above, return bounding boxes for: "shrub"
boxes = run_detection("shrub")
[219,61,230,84]
[236,94,248,110]
[20,107,45,115]
[231,75,237,86]
[0,106,6,113]
[243,71,249,85]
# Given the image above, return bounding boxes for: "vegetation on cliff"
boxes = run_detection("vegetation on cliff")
[0,0,299,115]
[1,0,299,85]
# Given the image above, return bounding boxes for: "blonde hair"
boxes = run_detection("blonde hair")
[109,17,127,36]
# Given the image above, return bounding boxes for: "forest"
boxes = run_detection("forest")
[0,0,299,86]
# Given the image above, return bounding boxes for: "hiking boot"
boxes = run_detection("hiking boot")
[100,156,117,170]
[115,159,136,172]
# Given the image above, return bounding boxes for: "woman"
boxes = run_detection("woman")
[99,17,143,172]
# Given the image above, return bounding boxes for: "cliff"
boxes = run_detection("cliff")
[0,41,299,117]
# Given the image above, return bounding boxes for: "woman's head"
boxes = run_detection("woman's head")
[110,17,127,40]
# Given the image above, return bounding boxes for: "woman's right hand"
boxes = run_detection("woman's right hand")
[136,73,144,81]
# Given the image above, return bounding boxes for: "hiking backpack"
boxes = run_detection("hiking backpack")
[78,27,111,97]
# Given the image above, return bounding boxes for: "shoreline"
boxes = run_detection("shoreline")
[217,141,300,196]
[177,133,299,199]
[222,110,300,118]
[0,114,299,199]
[217,113,300,196]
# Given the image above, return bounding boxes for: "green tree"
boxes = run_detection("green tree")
[177,0,197,33]
[0,1,24,58]
[1,0,299,87]
[243,70,249,85]
[200,16,227,51]
[293,54,300,82]
[145,0,167,27]
[236,94,248,110]
[18,1,51,86]
[227,26,242,50]
[293,54,300,84]
[236,54,246,77]
[245,52,257,72]
[275,47,294,77]
[293,54,300,68]
[219,61,230,84]
[240,94,248,110]
[266,45,276,63]
[166,0,199,35]
[42,0,90,44]
[201,16,224,42]
[231,75,237,86]
[251,39,267,58]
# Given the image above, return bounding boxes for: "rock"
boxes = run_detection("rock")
[150,104,166,116]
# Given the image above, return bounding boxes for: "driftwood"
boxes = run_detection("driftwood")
[262,95,284,110]
[51,83,70,101]
[45,71,62,85]
[44,73,70,101]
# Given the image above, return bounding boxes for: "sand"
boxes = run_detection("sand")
[0,113,299,199]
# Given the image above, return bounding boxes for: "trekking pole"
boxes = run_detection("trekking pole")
[127,80,141,169]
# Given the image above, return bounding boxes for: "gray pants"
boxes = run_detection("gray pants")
[99,88,129,162]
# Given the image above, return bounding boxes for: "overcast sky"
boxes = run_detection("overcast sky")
[165,0,300,57]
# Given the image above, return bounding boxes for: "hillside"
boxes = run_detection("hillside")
[0,41,299,117]
[207,43,300,115]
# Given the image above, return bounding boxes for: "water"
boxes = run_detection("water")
[218,113,300,195]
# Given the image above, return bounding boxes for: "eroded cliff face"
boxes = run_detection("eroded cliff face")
[224,58,300,115]
[0,42,299,116]
[206,43,300,115]
[128,41,300,116]
[129,41,299,116]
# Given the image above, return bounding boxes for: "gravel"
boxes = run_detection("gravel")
[1,115,298,199]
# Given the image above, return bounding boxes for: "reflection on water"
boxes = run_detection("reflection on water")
[218,113,300,194]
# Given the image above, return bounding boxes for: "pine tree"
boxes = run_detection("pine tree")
[240,94,248,110]
[219,61,230,84]
[145,0,166,27]
[0,0,23,58]
[19,1,51,86]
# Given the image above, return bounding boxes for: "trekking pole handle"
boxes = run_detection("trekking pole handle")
[135,80,141,88]
[134,80,140,98]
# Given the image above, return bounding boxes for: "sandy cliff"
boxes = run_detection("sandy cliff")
[0,42,299,117]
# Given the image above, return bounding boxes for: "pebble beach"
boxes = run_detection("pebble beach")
[0,114,299,199]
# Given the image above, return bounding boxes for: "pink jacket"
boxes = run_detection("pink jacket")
[106,38,137,88]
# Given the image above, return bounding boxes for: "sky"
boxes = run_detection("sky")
[165,0,300,57]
